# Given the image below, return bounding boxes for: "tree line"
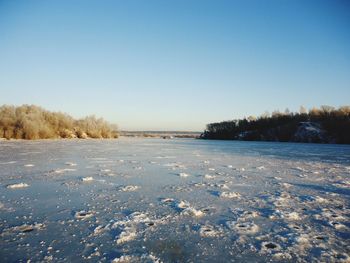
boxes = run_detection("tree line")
[201,106,350,144]
[0,105,118,140]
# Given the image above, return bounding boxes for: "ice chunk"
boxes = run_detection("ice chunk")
[204,174,216,179]
[112,254,162,263]
[7,183,29,189]
[82,177,94,182]
[4,223,45,234]
[75,210,94,220]
[119,185,140,192]
[283,212,301,221]
[220,192,241,199]
[178,172,190,177]
[116,227,137,244]
[199,225,222,237]
[182,207,204,217]
[177,200,190,209]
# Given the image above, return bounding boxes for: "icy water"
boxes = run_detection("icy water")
[0,138,349,263]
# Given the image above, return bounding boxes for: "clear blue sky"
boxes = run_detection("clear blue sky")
[0,0,349,131]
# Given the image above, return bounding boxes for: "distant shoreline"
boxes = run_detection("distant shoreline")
[201,106,350,144]
[119,131,201,139]
[0,133,201,141]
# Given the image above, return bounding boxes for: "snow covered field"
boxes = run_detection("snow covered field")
[0,138,349,262]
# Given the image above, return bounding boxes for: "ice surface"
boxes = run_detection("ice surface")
[0,138,349,262]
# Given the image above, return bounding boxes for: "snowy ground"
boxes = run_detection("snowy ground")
[0,138,349,262]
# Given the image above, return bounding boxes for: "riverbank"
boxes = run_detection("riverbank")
[201,106,350,144]
[0,105,118,140]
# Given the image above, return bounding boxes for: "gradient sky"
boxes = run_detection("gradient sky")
[0,0,349,131]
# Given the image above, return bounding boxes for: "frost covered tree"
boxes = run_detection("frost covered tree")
[0,105,118,140]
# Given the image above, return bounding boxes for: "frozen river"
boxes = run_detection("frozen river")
[0,138,349,262]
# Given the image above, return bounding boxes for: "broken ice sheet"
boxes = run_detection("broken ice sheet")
[0,138,349,262]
